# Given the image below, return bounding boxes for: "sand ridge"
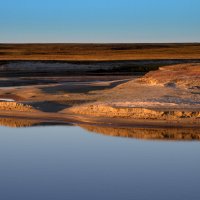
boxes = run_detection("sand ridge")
[0,102,37,112]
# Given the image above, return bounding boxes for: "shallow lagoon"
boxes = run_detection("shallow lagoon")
[0,125,200,200]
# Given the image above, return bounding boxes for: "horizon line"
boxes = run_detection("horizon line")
[1,42,200,45]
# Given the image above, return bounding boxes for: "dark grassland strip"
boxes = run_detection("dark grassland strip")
[0,43,200,61]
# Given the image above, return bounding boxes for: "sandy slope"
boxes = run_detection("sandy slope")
[0,102,36,112]
[68,64,200,121]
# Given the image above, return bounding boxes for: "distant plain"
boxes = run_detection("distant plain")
[1,43,200,61]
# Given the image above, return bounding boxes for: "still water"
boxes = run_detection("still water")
[0,125,199,200]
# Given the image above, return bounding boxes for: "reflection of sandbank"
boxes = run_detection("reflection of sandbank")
[0,117,73,128]
[0,117,39,128]
[1,116,200,141]
[80,125,200,141]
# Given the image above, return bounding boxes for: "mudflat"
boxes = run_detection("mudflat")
[0,63,199,127]
[0,44,199,128]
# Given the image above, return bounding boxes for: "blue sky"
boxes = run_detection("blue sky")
[0,0,200,43]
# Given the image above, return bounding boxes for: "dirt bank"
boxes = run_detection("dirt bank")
[0,102,36,112]
[67,63,200,123]
[68,105,200,120]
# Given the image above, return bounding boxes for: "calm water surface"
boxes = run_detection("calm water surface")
[0,125,199,200]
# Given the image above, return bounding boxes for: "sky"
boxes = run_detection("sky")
[0,0,200,43]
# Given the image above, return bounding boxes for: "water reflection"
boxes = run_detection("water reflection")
[80,124,200,141]
[0,118,200,200]
[0,117,73,128]
[0,117,199,141]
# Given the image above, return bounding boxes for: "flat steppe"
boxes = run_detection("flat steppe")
[1,43,200,61]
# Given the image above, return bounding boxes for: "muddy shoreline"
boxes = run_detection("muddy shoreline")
[0,64,199,127]
[0,59,199,129]
[0,110,200,129]
[1,59,200,77]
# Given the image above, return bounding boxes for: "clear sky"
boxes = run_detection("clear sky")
[0,0,200,43]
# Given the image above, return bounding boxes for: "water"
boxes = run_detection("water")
[0,125,199,200]
[0,98,15,102]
